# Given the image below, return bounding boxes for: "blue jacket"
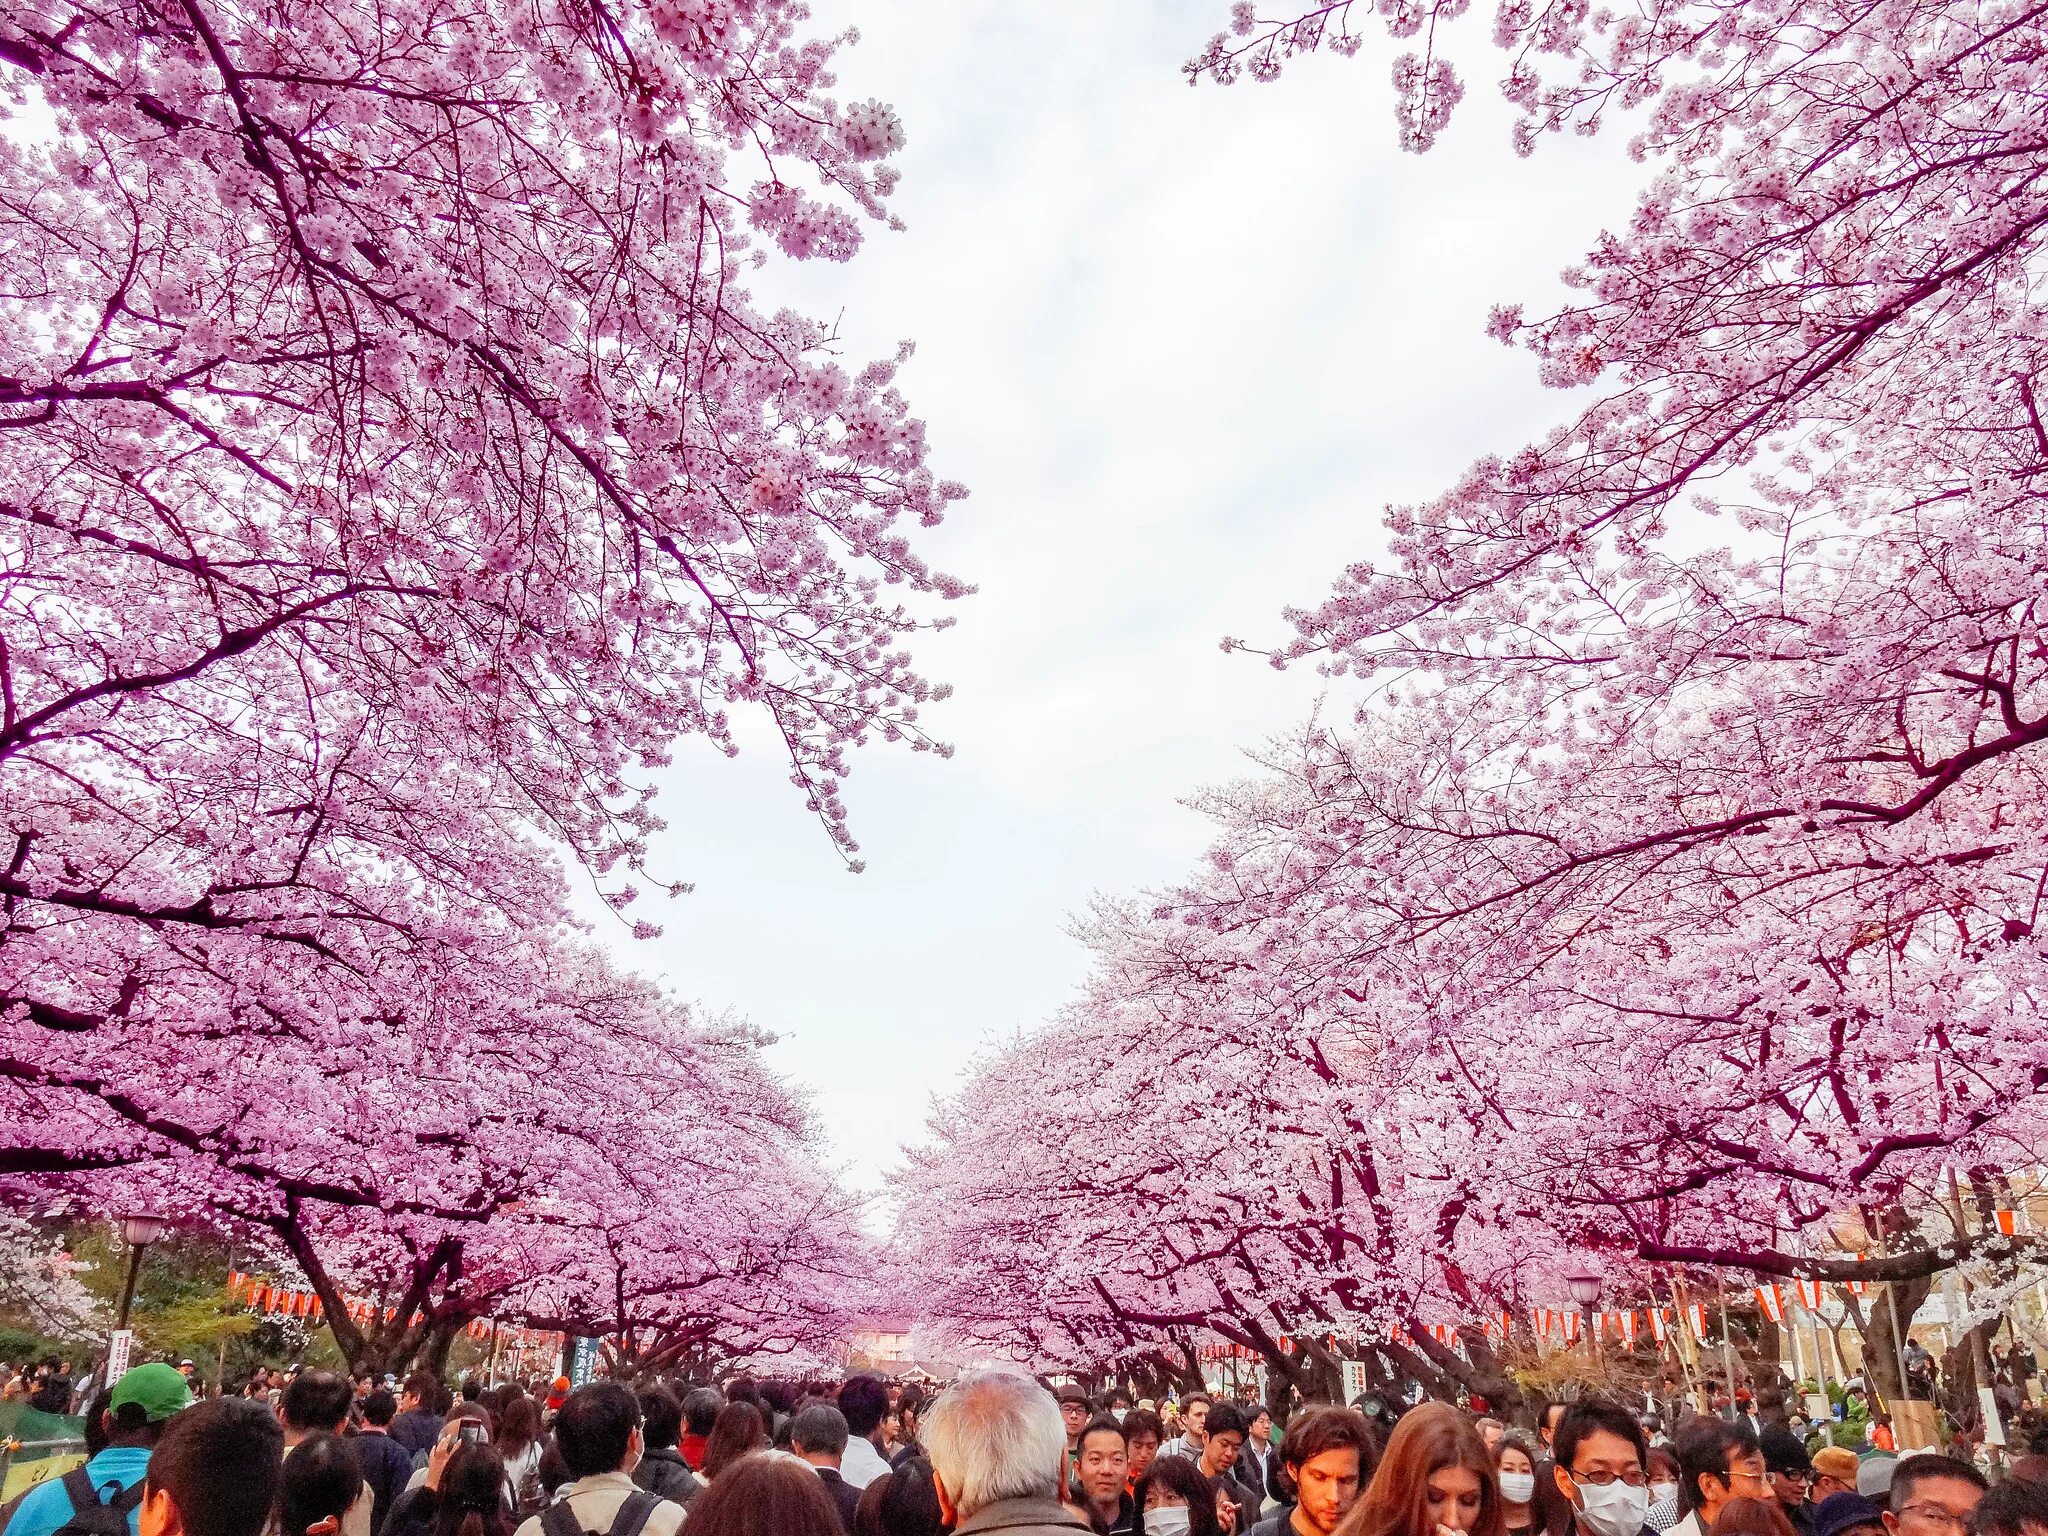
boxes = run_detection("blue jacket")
[9,1448,152,1536]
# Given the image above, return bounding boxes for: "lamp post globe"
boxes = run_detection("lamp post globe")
[1566,1270,1604,1362]
[114,1215,165,1332]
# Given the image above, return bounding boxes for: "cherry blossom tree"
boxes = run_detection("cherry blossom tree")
[0,0,946,1353]
[905,0,2048,1389]
[16,945,877,1375]
[1188,0,2048,1267]
[0,0,964,1111]
[0,1213,105,1339]
[896,889,1569,1413]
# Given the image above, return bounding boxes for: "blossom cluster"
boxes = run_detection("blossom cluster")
[897,0,2048,1380]
[0,0,924,1362]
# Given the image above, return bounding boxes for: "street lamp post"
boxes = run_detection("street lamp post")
[115,1216,166,1332]
[1567,1269,1605,1368]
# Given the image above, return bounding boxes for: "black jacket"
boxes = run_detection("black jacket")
[814,1468,862,1533]
[1083,1492,1136,1536]
[389,1410,446,1458]
[631,1450,702,1508]
[379,1484,439,1536]
[350,1430,418,1535]
[1236,1445,1275,1504]
[1534,1460,1575,1536]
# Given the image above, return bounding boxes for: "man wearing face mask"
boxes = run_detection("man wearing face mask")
[512,1384,685,1536]
[1549,1401,1656,1536]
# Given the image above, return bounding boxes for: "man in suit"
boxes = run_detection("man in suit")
[791,1403,864,1533]
[1237,1406,1277,1505]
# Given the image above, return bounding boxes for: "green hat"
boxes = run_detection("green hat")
[110,1363,194,1422]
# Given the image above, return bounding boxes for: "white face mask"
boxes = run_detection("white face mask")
[1113,1408,1128,1423]
[1147,1507,1192,1536]
[1650,1483,1679,1505]
[1576,1479,1651,1536]
[1500,1473,1538,1504]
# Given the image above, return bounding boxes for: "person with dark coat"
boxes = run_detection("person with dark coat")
[629,1389,702,1509]
[1194,1403,1261,1534]
[791,1403,865,1533]
[1242,1405,1375,1536]
[351,1390,418,1536]
[1758,1428,1814,1536]
[1071,1416,1136,1536]
[389,1376,447,1460]
[1535,1402,1577,1536]
[1549,1401,1656,1536]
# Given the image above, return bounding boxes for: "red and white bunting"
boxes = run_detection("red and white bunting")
[1755,1284,1785,1324]
[1793,1279,1826,1311]
[1686,1303,1709,1340]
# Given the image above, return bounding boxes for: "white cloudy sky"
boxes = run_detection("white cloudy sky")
[601,0,1650,1191]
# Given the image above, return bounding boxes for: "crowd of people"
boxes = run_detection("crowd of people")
[9,1363,2048,1536]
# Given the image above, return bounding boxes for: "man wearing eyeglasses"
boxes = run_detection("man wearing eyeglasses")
[1548,1400,1655,1536]
[1760,1426,1817,1536]
[1664,1419,1765,1536]
[1881,1454,1986,1536]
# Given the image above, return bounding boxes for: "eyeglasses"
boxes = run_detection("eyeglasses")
[1898,1507,1973,1533]
[1569,1470,1650,1490]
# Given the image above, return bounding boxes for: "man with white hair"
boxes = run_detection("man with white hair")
[921,1370,1091,1536]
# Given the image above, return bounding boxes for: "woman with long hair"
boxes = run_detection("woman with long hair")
[890,1389,927,1468]
[384,1433,516,1536]
[1135,1453,1225,1536]
[1496,1431,1541,1536]
[702,1401,767,1480]
[430,1448,517,1536]
[679,1452,841,1536]
[852,1459,946,1536]
[280,1434,365,1536]
[1338,1403,1502,1536]
[495,1396,545,1516]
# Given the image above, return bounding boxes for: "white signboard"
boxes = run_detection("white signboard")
[1341,1359,1369,1404]
[107,1328,133,1381]
[1980,1386,2007,1446]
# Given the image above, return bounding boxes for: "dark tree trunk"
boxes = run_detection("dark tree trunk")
[1288,1336,1345,1404]
[1849,1276,1935,1404]
[1938,1316,1997,1434]
[423,1319,460,1378]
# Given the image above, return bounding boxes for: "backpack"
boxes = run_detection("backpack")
[51,1469,145,1536]
[537,1492,661,1536]
[513,1463,546,1520]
